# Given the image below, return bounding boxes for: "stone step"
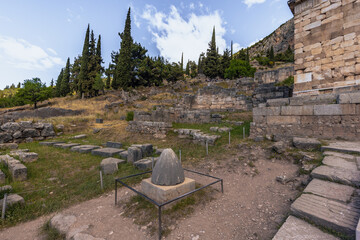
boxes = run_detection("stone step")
[311,165,360,187]
[273,216,339,240]
[304,179,355,203]
[323,151,355,160]
[291,194,360,237]
[321,141,360,155]
[322,155,357,170]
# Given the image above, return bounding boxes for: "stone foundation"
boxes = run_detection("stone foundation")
[126,121,172,135]
[250,92,360,141]
[141,177,196,204]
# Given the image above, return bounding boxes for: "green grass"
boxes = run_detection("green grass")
[41,221,65,240]
[0,141,144,229]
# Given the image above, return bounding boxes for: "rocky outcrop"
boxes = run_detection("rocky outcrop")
[248,18,294,57]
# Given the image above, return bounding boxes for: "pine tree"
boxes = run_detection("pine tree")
[114,7,133,90]
[17,82,21,88]
[55,69,63,97]
[105,63,111,89]
[231,41,233,59]
[87,30,97,97]
[220,49,231,78]
[78,25,90,98]
[269,46,274,61]
[70,55,81,93]
[60,58,71,96]
[246,48,250,63]
[204,27,219,78]
[50,79,54,87]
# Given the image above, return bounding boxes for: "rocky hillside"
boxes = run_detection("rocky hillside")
[247,18,294,58]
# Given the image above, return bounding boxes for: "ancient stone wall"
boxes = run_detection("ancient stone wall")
[250,92,360,140]
[290,0,360,95]
[134,108,222,124]
[254,66,294,84]
[126,121,172,135]
[0,121,56,143]
[252,83,293,107]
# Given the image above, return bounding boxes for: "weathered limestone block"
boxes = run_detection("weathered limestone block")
[119,150,128,160]
[0,194,25,207]
[281,105,314,115]
[106,141,123,149]
[314,104,356,115]
[100,157,125,174]
[0,143,18,150]
[1,122,20,133]
[293,137,321,150]
[10,164,27,181]
[19,121,32,129]
[338,92,360,104]
[91,148,123,157]
[267,116,300,125]
[127,147,142,163]
[41,123,55,137]
[134,158,158,170]
[253,107,281,116]
[50,214,77,235]
[22,129,40,138]
[266,98,289,107]
[0,132,12,143]
[19,152,38,163]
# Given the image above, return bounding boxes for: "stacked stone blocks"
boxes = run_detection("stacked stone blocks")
[251,92,360,140]
[291,0,360,95]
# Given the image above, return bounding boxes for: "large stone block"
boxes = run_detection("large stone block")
[0,194,25,207]
[0,169,5,184]
[1,122,20,132]
[106,141,123,149]
[281,105,314,115]
[314,104,356,115]
[293,137,321,150]
[10,163,27,181]
[127,147,142,163]
[338,92,360,104]
[19,152,38,163]
[253,107,280,116]
[266,98,290,107]
[91,148,124,157]
[141,177,195,204]
[0,132,12,143]
[267,116,300,125]
[140,144,153,157]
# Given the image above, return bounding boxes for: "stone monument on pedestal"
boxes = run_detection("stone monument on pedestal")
[141,148,195,204]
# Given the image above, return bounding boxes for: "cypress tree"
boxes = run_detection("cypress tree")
[220,49,231,78]
[78,25,90,98]
[87,30,97,97]
[96,35,104,74]
[269,46,274,61]
[55,69,63,97]
[204,27,219,78]
[70,55,81,93]
[17,82,21,88]
[114,7,133,90]
[60,58,71,96]
[50,79,54,87]
[181,52,184,71]
[231,41,233,59]
[185,60,190,75]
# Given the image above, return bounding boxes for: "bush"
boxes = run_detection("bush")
[224,59,256,79]
[275,76,294,87]
[126,111,134,121]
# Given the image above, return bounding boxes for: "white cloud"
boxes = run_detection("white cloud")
[0,36,63,71]
[243,0,266,8]
[199,2,204,8]
[233,43,242,52]
[189,3,195,9]
[141,5,228,63]
[47,48,58,55]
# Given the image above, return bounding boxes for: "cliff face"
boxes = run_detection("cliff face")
[247,18,294,57]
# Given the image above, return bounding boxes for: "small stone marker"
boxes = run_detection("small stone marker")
[0,194,25,207]
[134,158,158,170]
[119,150,128,160]
[0,170,5,184]
[91,148,124,157]
[100,158,125,174]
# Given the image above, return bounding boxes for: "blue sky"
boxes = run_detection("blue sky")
[0,0,293,89]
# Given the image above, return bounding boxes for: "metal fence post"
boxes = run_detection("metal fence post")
[2,193,7,219]
[100,171,103,190]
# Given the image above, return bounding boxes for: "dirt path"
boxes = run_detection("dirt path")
[0,145,300,240]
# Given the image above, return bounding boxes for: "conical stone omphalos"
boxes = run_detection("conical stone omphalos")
[151,148,185,186]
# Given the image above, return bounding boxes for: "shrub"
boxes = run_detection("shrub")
[126,111,134,121]
[275,76,294,87]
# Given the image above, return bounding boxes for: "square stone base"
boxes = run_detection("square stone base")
[141,177,195,205]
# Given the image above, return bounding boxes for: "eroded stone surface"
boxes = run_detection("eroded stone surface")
[106,141,122,149]
[127,147,142,163]
[311,165,360,187]
[100,158,125,174]
[273,216,339,240]
[321,141,360,154]
[19,152,38,163]
[304,179,355,203]
[0,194,25,207]
[50,214,77,235]
[293,137,321,150]
[322,155,357,170]
[151,148,184,186]
[291,194,360,237]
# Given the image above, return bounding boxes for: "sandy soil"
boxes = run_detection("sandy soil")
[0,144,300,240]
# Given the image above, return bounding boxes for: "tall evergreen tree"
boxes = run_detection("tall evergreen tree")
[17,82,21,88]
[231,41,233,59]
[185,60,190,75]
[114,7,133,90]
[70,55,81,93]
[180,52,184,71]
[95,35,104,74]
[60,58,71,96]
[55,69,63,97]
[203,27,219,78]
[220,49,231,78]
[78,24,90,98]
[50,79,54,87]
[87,30,97,97]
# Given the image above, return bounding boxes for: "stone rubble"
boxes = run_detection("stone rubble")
[174,129,220,145]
